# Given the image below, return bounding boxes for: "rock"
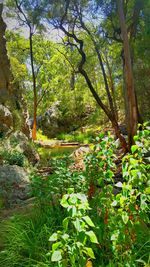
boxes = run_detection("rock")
[20,141,40,165]
[71,146,90,160]
[0,165,30,207]
[70,146,90,171]
[0,5,31,139]
[1,131,40,165]
[11,131,40,165]
[0,104,13,136]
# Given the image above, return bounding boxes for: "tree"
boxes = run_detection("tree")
[7,0,45,139]
[45,0,127,150]
[117,0,138,148]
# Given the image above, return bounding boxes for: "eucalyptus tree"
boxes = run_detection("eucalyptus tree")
[45,0,128,150]
[6,0,46,139]
[94,0,147,147]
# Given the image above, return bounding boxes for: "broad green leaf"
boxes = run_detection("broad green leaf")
[63,217,69,231]
[84,247,95,259]
[115,182,123,188]
[73,218,81,232]
[49,233,58,242]
[111,200,117,207]
[68,195,78,205]
[145,187,150,194]
[60,195,68,207]
[51,250,62,262]
[122,212,129,224]
[131,145,138,154]
[83,216,95,227]
[111,230,119,241]
[52,242,61,251]
[106,170,114,179]
[140,194,148,210]
[62,234,69,241]
[85,231,98,244]
[67,188,74,194]
[72,206,77,217]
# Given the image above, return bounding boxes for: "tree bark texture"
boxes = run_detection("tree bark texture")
[118,0,138,149]
[29,30,37,140]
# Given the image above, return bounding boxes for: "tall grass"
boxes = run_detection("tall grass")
[0,205,63,267]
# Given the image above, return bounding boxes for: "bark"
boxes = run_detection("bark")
[80,68,127,151]
[0,4,13,99]
[118,0,138,149]
[29,29,37,140]
[14,0,37,139]
[105,54,118,120]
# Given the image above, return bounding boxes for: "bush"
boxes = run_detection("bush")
[0,150,25,166]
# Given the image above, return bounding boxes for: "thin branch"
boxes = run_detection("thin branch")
[55,47,75,72]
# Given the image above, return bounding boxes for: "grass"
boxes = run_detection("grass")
[56,126,101,144]
[0,205,64,267]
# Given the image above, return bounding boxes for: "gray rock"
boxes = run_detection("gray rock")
[0,165,30,207]
[0,104,13,136]
[1,131,40,165]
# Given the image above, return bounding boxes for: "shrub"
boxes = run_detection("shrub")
[0,150,25,166]
[49,189,98,267]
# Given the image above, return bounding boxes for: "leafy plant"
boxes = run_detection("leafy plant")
[31,156,87,206]
[0,150,25,166]
[49,189,98,266]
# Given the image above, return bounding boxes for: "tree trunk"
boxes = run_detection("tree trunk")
[105,54,118,120]
[29,29,37,140]
[118,0,138,149]
[80,68,127,151]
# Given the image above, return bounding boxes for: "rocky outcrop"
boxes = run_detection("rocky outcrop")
[29,102,61,138]
[0,3,31,138]
[29,102,94,138]
[2,131,40,165]
[0,165,30,208]
[0,104,13,136]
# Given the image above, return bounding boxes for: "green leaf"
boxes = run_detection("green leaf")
[83,216,95,227]
[67,188,74,194]
[115,182,123,188]
[84,247,95,259]
[73,218,81,232]
[62,234,69,241]
[122,212,129,224]
[69,195,78,205]
[49,233,58,242]
[63,217,69,231]
[52,242,61,251]
[51,250,62,262]
[106,170,114,179]
[131,145,138,154]
[111,200,118,207]
[85,230,98,244]
[60,195,68,207]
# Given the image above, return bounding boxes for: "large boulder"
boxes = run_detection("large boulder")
[0,165,30,208]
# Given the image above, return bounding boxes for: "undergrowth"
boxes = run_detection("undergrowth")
[0,124,149,266]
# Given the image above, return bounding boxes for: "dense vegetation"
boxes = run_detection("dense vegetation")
[0,0,150,266]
